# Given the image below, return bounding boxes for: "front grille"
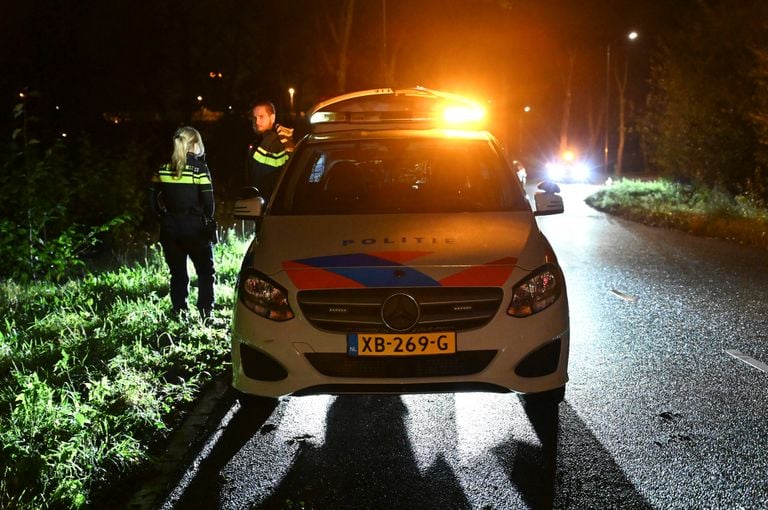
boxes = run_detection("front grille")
[297,287,504,333]
[305,350,497,378]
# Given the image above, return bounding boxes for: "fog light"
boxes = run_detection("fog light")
[240,343,288,381]
[515,338,561,377]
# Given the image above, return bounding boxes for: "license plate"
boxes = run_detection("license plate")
[347,332,456,356]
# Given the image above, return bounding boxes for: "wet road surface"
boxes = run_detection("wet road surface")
[140,183,768,509]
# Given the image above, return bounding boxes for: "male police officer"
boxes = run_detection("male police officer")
[248,100,294,202]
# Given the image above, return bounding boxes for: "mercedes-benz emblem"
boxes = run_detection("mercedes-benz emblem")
[381,293,420,331]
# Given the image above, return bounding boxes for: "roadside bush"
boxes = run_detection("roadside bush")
[586,178,768,249]
[0,127,152,281]
[0,215,129,283]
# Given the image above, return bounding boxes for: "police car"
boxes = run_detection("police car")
[232,87,569,407]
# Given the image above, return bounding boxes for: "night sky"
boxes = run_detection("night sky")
[2,0,695,159]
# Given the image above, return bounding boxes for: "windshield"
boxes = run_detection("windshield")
[270,137,530,215]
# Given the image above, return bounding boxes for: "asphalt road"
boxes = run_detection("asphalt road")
[143,183,768,510]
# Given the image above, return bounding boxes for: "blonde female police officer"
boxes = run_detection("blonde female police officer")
[150,126,216,319]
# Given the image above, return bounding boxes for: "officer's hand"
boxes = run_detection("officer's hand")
[276,125,294,138]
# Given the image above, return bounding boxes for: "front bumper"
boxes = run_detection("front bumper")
[230,297,569,397]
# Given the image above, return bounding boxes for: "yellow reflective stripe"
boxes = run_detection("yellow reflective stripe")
[253,147,289,167]
[155,165,211,184]
[257,146,287,158]
[157,174,196,184]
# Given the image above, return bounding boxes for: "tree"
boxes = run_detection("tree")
[614,58,629,176]
[752,45,768,188]
[316,0,357,94]
[642,0,768,196]
[559,52,576,155]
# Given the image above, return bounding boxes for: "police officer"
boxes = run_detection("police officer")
[150,126,216,320]
[248,100,295,201]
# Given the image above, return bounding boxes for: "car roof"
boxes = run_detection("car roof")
[308,87,488,134]
[305,128,496,144]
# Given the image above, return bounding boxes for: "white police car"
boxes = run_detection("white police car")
[232,87,569,407]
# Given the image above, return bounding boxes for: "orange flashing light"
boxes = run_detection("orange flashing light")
[442,104,485,124]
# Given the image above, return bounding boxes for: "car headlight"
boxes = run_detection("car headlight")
[238,269,295,321]
[507,264,563,317]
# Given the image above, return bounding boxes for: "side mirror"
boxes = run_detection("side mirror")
[237,186,261,199]
[234,187,265,220]
[537,181,560,194]
[534,181,564,216]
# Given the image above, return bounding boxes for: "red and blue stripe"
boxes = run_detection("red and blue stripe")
[282,251,516,289]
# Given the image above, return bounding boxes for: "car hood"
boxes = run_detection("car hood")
[249,212,545,290]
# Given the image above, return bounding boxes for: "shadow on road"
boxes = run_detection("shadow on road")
[500,397,561,510]
[257,395,470,510]
[551,402,654,509]
[160,393,652,510]
[162,390,278,509]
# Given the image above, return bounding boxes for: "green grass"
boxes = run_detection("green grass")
[0,232,250,509]
[586,178,768,249]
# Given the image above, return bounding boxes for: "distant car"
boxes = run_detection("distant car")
[231,87,570,408]
[544,149,594,182]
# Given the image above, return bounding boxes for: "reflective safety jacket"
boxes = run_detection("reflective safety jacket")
[149,153,214,220]
[248,126,293,198]
[252,129,289,169]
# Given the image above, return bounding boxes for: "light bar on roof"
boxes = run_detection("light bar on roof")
[308,87,487,128]
[443,104,485,123]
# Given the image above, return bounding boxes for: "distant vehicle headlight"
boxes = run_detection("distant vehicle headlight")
[546,162,565,181]
[238,269,294,321]
[574,162,590,180]
[507,264,563,317]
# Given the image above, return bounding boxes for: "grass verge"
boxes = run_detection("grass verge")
[585,178,768,250]
[0,232,250,509]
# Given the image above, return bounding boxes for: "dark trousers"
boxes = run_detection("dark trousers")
[161,235,215,313]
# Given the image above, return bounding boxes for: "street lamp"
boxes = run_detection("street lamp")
[288,87,295,115]
[519,105,531,157]
[604,30,639,175]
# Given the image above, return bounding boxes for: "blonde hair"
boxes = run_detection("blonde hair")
[171,126,204,178]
